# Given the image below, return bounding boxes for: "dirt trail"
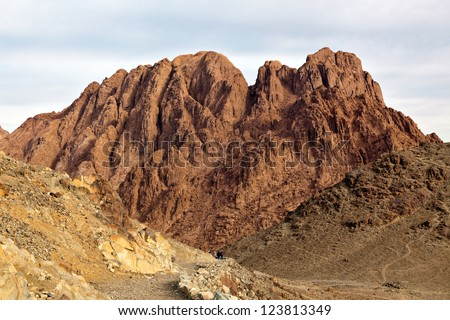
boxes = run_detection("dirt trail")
[93,273,185,300]
[380,204,435,284]
[381,240,413,283]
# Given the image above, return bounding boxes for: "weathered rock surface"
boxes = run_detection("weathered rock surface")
[0,235,104,300]
[0,48,441,249]
[0,243,31,300]
[99,232,174,275]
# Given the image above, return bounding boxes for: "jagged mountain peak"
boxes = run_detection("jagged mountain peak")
[0,49,441,249]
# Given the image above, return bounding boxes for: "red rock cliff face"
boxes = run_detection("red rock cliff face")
[0,48,441,249]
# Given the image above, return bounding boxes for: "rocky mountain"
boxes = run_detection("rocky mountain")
[0,151,213,299]
[0,48,441,250]
[227,143,450,299]
[0,126,8,139]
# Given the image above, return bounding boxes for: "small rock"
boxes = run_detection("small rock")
[197,268,209,275]
[214,292,238,300]
[38,273,47,281]
[49,192,63,198]
[222,285,230,294]
[189,287,200,297]
[383,281,404,289]
[59,178,71,189]
[199,291,214,300]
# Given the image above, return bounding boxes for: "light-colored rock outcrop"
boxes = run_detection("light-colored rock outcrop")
[0,235,104,299]
[99,231,174,274]
[0,244,31,300]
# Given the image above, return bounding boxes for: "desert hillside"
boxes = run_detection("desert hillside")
[2,146,447,300]
[0,151,213,299]
[227,143,450,299]
[0,48,441,250]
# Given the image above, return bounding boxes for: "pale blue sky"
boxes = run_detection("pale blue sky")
[1,0,449,141]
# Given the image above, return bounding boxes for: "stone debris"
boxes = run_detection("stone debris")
[178,258,296,300]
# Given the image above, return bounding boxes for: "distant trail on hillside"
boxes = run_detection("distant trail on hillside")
[227,143,450,299]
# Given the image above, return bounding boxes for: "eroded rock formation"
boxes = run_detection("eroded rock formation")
[0,48,441,249]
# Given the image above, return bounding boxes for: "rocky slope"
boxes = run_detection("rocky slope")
[0,151,213,299]
[178,257,445,300]
[2,145,446,300]
[227,143,450,299]
[0,48,441,249]
[0,126,8,139]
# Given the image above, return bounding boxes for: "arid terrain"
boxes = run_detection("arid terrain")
[1,144,448,300]
[227,143,450,299]
[0,49,448,300]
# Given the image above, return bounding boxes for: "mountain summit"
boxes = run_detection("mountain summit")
[0,48,441,249]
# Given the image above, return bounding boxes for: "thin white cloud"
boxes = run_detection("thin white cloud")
[0,0,449,141]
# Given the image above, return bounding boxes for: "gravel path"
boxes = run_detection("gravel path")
[93,273,186,300]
